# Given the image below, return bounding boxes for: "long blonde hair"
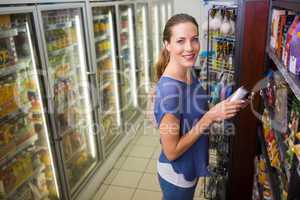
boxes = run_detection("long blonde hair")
[155,14,199,81]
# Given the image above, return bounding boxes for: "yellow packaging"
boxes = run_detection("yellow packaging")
[0,50,10,68]
[0,15,11,28]
[40,150,51,166]
[296,132,300,141]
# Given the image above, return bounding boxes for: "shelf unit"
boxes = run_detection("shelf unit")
[0,134,38,167]
[96,52,111,63]
[4,164,45,199]
[0,58,32,79]
[45,21,74,31]
[257,126,281,200]
[94,33,109,43]
[255,0,300,199]
[48,43,78,57]
[0,28,18,39]
[204,4,238,199]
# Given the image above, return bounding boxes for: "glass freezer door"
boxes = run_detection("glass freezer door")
[118,4,138,125]
[91,6,122,151]
[0,12,59,200]
[39,7,98,192]
[135,3,151,105]
[160,2,167,44]
[150,3,160,82]
[167,0,173,20]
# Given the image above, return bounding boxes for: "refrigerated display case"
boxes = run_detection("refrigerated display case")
[150,1,160,82]
[38,5,98,193]
[0,9,60,200]
[135,1,151,105]
[159,1,167,46]
[117,3,138,126]
[89,4,122,153]
[166,0,173,20]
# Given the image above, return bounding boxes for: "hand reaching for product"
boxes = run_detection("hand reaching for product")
[206,99,245,122]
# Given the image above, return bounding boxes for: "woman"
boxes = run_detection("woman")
[154,14,246,200]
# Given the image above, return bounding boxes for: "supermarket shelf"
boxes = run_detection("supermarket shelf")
[0,58,32,79]
[5,164,45,199]
[121,28,128,33]
[0,134,38,167]
[93,14,108,21]
[103,107,114,116]
[0,103,31,125]
[274,131,291,182]
[272,0,300,11]
[48,43,78,57]
[212,35,236,42]
[121,44,129,51]
[94,34,109,43]
[45,21,74,31]
[101,81,111,90]
[120,11,128,18]
[266,46,300,101]
[65,143,86,164]
[208,66,235,75]
[96,52,111,63]
[257,126,281,200]
[0,28,18,39]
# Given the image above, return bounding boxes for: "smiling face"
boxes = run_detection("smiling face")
[164,22,200,69]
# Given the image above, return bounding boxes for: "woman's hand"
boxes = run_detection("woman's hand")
[206,99,245,122]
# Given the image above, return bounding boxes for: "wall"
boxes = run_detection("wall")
[173,0,202,27]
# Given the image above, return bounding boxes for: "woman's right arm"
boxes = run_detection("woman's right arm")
[159,99,244,161]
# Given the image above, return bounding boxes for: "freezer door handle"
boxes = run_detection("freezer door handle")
[87,71,96,76]
[54,135,63,142]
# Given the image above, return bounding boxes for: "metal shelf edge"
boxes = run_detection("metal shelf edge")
[266,46,300,101]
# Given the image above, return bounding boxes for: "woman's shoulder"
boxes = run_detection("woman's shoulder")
[156,76,186,95]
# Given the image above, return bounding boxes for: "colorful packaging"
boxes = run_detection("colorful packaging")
[283,16,300,67]
[289,22,300,75]
[270,9,285,49]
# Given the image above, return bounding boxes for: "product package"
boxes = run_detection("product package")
[288,22,300,76]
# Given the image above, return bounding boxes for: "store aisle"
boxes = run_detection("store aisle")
[92,122,206,200]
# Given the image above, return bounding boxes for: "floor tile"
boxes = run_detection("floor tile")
[136,136,160,147]
[111,170,143,188]
[195,178,205,197]
[121,157,149,172]
[132,189,162,200]
[142,127,159,137]
[113,156,126,169]
[122,144,135,156]
[103,169,118,184]
[152,146,161,159]
[93,184,108,200]
[145,159,157,174]
[128,145,156,158]
[130,135,141,144]
[100,185,135,200]
[138,173,161,191]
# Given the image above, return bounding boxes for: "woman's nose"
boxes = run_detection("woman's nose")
[185,42,193,51]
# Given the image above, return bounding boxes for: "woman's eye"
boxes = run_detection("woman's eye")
[192,38,199,42]
[177,40,184,44]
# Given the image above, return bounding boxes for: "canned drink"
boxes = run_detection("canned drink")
[229,86,249,101]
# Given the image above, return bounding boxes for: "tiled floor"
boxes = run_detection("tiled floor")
[93,123,207,200]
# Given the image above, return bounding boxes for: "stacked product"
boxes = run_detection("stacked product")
[270,9,300,76]
[253,70,300,200]
[0,14,58,200]
[92,6,120,149]
[42,8,96,189]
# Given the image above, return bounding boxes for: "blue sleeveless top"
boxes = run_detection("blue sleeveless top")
[154,73,210,181]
